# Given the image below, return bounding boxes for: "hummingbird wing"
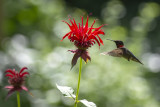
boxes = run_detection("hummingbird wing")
[101,48,143,65]
[124,48,143,65]
[101,48,123,57]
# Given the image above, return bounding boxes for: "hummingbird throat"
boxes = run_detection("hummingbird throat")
[118,45,124,48]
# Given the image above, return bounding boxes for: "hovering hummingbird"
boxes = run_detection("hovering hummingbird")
[101,39,143,65]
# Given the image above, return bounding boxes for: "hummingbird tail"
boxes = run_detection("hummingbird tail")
[137,60,144,65]
[131,57,143,65]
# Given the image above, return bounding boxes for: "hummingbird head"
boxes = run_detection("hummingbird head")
[114,40,124,48]
[106,39,124,48]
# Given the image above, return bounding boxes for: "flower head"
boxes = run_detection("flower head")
[61,16,105,68]
[5,67,30,99]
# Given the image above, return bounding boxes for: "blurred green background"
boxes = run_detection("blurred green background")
[0,0,160,107]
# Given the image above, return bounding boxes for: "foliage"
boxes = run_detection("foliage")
[56,84,97,107]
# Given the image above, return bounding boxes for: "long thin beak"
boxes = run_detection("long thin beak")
[106,39,115,42]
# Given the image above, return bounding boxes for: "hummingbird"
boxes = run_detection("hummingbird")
[101,39,143,65]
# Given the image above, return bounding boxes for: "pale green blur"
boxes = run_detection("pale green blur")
[0,0,160,107]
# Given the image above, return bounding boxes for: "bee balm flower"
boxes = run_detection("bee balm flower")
[61,16,105,69]
[5,67,30,99]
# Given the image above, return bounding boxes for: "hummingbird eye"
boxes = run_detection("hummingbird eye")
[118,41,123,45]
[118,42,121,45]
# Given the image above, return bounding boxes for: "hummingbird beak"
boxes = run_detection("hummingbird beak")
[106,39,115,42]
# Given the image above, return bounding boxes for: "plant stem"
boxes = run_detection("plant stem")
[17,91,21,107]
[74,57,82,107]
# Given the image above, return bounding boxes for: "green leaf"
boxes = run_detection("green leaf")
[56,84,76,99]
[80,99,97,107]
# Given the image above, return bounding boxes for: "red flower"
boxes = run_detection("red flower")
[61,16,105,69]
[5,67,30,99]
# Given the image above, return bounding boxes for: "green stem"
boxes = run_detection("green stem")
[17,91,21,107]
[74,57,83,107]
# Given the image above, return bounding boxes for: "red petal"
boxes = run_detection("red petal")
[61,32,71,41]
[19,67,28,74]
[70,36,79,42]
[93,30,105,35]
[91,25,104,35]
[20,72,29,77]
[84,16,89,34]
[68,49,78,53]
[81,50,91,63]
[5,69,15,75]
[94,37,100,46]
[88,20,96,34]
[5,74,13,78]
[79,23,81,29]
[73,19,78,30]
[71,51,81,70]
[62,20,72,30]
[69,18,79,33]
[22,86,33,96]
[89,36,100,46]
[96,35,104,45]
[81,16,83,28]
[91,20,96,28]
[69,18,75,29]
[68,34,72,39]
[99,30,105,35]
[5,88,16,100]
[21,86,28,91]
[95,24,104,31]
[5,86,14,89]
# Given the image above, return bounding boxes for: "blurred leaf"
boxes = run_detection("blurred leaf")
[80,99,97,107]
[56,84,76,99]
